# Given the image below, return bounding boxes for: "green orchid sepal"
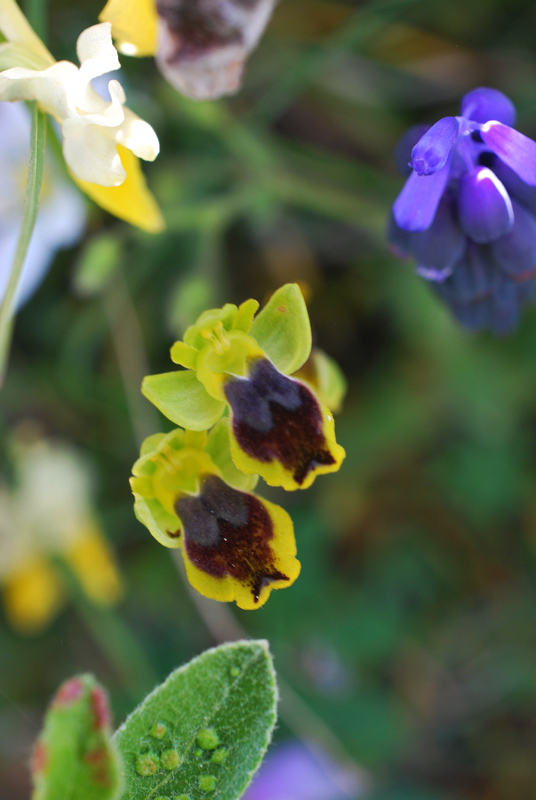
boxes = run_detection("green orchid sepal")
[144,285,313,432]
[141,370,226,431]
[293,347,348,414]
[250,283,312,375]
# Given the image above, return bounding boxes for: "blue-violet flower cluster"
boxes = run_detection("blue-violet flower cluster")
[389,87,536,334]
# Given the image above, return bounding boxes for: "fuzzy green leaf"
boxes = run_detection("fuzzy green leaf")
[114,640,277,800]
[250,284,311,375]
[31,675,121,800]
[142,371,225,431]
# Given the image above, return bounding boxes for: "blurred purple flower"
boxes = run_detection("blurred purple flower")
[0,102,86,309]
[389,87,536,335]
[243,741,365,800]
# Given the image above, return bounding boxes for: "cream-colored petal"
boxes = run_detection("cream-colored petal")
[0,0,54,65]
[62,120,126,185]
[74,144,164,232]
[114,106,160,162]
[0,65,72,119]
[0,61,77,121]
[0,42,52,71]
[77,22,121,85]
[75,78,117,116]
[107,77,126,106]
[76,80,126,128]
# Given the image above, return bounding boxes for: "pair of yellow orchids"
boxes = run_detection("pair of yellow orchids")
[132,284,346,609]
[0,2,346,609]
[0,0,276,231]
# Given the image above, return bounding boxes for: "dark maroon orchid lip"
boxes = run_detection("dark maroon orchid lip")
[224,358,336,487]
[156,0,244,63]
[176,474,288,603]
[155,0,268,63]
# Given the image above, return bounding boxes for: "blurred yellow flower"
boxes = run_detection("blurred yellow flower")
[0,433,122,634]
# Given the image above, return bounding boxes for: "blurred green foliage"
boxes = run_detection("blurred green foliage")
[3,0,536,798]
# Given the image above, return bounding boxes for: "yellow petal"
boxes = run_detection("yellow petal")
[73,144,164,232]
[3,558,63,634]
[177,475,301,610]
[65,528,123,606]
[169,341,199,369]
[229,399,346,491]
[184,430,208,450]
[99,0,157,57]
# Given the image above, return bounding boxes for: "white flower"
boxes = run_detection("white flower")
[0,22,159,187]
[14,437,97,548]
[0,438,95,577]
[0,102,86,308]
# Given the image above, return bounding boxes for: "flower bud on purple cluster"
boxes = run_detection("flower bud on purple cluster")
[389,87,536,334]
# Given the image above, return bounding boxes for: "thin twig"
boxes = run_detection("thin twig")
[0,103,46,385]
[172,551,371,796]
[103,266,159,447]
[56,557,159,702]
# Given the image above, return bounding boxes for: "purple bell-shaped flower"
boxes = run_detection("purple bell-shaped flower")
[389,87,536,334]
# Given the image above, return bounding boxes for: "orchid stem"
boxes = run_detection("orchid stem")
[0,102,46,386]
[102,266,159,447]
[57,557,159,703]
[25,0,47,39]
[171,551,369,792]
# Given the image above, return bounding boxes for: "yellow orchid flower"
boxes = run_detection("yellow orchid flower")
[131,424,300,609]
[0,2,163,231]
[142,284,346,491]
[100,0,277,100]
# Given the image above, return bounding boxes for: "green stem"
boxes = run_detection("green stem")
[0,102,46,385]
[57,558,159,702]
[165,183,260,232]
[174,96,276,174]
[171,552,368,787]
[25,0,47,39]
[102,266,160,447]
